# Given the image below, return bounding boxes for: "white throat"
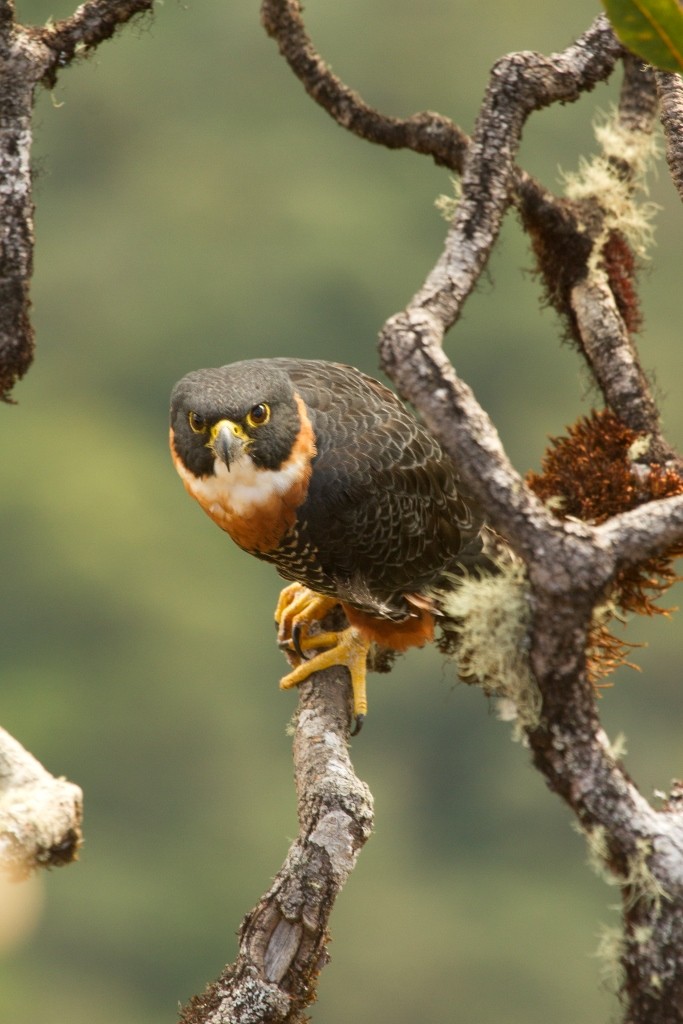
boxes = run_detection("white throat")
[180,450,308,520]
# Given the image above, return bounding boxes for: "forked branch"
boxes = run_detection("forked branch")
[257,5,683,1023]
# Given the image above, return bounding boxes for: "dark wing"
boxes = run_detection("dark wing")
[282,361,482,609]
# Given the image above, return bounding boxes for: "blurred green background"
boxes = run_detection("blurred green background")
[1,2,681,1021]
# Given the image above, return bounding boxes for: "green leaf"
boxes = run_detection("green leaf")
[602,0,683,72]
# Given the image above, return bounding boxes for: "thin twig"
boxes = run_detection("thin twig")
[37,0,154,87]
[260,0,470,172]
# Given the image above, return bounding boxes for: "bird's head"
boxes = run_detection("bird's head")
[170,360,304,478]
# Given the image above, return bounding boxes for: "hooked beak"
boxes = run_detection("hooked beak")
[208,419,250,470]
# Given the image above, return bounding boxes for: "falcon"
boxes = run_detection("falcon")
[169,358,487,731]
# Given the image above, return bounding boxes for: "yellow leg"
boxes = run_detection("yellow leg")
[279,625,371,724]
[274,583,371,731]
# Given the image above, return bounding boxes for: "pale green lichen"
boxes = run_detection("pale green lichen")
[604,731,628,763]
[627,434,652,462]
[594,924,625,994]
[542,494,567,513]
[436,554,540,739]
[561,108,660,267]
[435,176,463,222]
[576,821,668,913]
[577,821,613,885]
[633,924,654,946]
[621,837,669,912]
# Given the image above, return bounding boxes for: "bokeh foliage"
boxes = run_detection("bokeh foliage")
[1,2,681,1022]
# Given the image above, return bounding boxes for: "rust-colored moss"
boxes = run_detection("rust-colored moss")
[600,229,642,335]
[519,195,595,349]
[527,409,683,682]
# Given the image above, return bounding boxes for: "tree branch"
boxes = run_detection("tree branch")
[596,493,683,567]
[656,70,683,203]
[179,667,373,1024]
[260,0,470,172]
[36,0,155,88]
[615,55,658,166]
[0,1,155,400]
[375,17,624,366]
[570,276,666,444]
[360,19,683,1020]
[0,727,83,879]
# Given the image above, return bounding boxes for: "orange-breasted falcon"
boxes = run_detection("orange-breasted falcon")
[170,358,487,731]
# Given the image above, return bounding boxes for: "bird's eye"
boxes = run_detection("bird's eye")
[188,411,207,434]
[246,403,270,428]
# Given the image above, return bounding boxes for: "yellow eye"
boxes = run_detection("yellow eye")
[246,403,270,428]
[188,411,207,434]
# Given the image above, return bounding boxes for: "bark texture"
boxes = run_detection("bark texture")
[179,666,373,1024]
[0,727,83,879]
[0,0,154,400]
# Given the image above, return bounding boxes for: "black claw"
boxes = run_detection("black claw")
[291,622,309,661]
[350,714,365,737]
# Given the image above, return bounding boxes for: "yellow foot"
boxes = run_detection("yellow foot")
[274,583,371,733]
[279,625,371,732]
[274,582,338,654]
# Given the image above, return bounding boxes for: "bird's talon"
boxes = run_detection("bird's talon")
[291,622,309,661]
[350,714,365,737]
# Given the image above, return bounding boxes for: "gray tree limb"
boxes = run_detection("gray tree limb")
[0,0,154,400]
[178,667,373,1024]
[657,71,683,202]
[0,727,83,879]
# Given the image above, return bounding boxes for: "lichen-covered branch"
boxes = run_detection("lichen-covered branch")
[179,667,373,1024]
[334,16,683,1022]
[614,56,658,169]
[0,727,83,879]
[559,56,673,465]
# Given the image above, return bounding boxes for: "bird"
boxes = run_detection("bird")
[169,357,489,732]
